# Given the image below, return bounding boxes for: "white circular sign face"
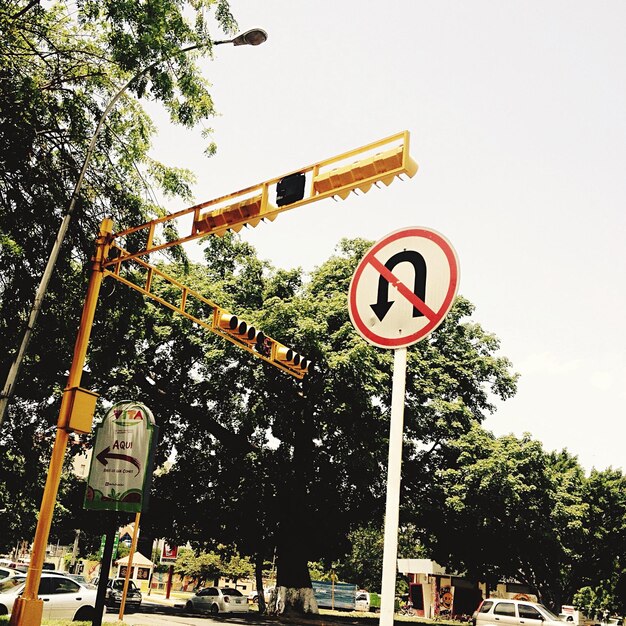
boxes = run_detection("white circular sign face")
[348,227,460,349]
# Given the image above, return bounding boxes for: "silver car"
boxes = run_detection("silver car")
[0,573,97,621]
[185,587,249,614]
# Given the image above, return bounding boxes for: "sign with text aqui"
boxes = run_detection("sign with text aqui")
[84,401,158,513]
[348,226,459,626]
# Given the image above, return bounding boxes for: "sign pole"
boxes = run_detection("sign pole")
[166,565,174,599]
[119,512,141,620]
[93,513,118,626]
[347,226,459,626]
[379,347,407,626]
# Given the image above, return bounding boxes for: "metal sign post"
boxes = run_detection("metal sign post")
[379,346,407,625]
[119,512,141,620]
[347,226,460,626]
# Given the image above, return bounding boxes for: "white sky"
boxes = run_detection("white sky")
[145,1,626,473]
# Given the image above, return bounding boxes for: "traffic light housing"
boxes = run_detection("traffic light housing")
[312,145,418,200]
[213,308,309,377]
[183,131,417,242]
[194,194,263,236]
[109,131,417,263]
[273,344,310,373]
[217,313,265,345]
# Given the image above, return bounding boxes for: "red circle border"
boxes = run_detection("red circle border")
[348,227,459,349]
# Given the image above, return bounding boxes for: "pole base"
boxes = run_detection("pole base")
[9,596,44,626]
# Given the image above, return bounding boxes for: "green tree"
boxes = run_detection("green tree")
[0,0,236,551]
[336,523,425,591]
[126,235,519,614]
[174,548,222,588]
[572,469,626,616]
[222,554,254,585]
[408,425,586,608]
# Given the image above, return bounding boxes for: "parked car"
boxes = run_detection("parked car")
[473,598,563,626]
[95,578,142,610]
[0,572,97,621]
[44,570,95,588]
[185,587,249,614]
[356,590,381,612]
[0,567,21,582]
[248,587,275,604]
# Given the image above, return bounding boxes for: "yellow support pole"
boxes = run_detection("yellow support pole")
[11,218,114,626]
[118,512,141,620]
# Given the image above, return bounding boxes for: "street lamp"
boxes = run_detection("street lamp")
[0,29,268,429]
[215,28,268,46]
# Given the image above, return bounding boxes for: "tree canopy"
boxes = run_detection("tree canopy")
[95,233,519,611]
[0,0,236,551]
[405,425,587,607]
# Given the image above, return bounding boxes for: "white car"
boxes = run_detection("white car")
[0,572,98,621]
[0,567,21,582]
[184,587,249,614]
[248,586,275,604]
[473,598,563,626]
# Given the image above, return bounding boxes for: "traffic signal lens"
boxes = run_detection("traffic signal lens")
[276,172,306,207]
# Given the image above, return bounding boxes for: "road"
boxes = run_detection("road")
[104,601,276,625]
[103,599,385,625]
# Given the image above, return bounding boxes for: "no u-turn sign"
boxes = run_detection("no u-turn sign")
[348,226,460,349]
[352,226,461,626]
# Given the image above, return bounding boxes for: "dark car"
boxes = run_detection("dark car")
[102,578,142,610]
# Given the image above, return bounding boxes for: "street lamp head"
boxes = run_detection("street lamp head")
[215,28,268,47]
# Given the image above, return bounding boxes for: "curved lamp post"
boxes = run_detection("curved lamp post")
[0,29,267,428]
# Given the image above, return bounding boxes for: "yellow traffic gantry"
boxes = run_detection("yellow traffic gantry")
[106,131,418,265]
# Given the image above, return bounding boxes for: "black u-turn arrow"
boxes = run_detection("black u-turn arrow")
[370,250,427,321]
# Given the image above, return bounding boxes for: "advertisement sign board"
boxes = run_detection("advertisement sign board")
[160,544,178,564]
[84,401,157,513]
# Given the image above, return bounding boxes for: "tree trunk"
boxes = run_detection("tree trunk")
[255,554,267,614]
[270,376,320,615]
